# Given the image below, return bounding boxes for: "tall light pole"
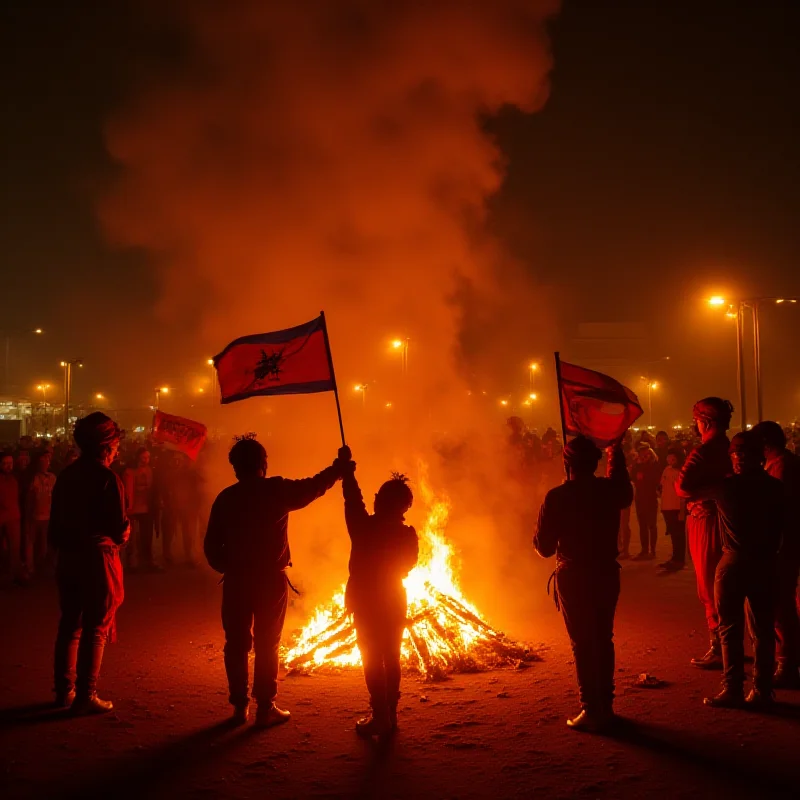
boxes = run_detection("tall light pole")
[155,386,169,412]
[529,363,540,394]
[37,383,51,436]
[354,383,370,408]
[709,296,799,427]
[391,339,410,376]
[640,378,658,429]
[207,358,217,402]
[60,359,82,436]
[2,328,44,394]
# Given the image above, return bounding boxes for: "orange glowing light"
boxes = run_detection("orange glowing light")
[283,478,531,676]
[392,340,404,349]
[529,393,537,401]
[500,399,508,407]
[708,295,726,306]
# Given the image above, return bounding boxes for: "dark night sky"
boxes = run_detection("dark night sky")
[3,1,800,420]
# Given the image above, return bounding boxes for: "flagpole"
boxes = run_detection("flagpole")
[554,351,569,444]
[320,311,346,446]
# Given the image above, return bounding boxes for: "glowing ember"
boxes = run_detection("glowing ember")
[283,481,533,678]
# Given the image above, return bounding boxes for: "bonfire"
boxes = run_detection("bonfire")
[283,480,535,679]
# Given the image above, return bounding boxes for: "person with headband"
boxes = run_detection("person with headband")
[534,434,633,732]
[49,412,129,714]
[676,397,734,670]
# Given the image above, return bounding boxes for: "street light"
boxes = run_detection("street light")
[155,386,169,411]
[708,295,800,426]
[206,358,218,401]
[640,377,658,429]
[354,383,370,408]
[528,363,540,393]
[391,338,410,376]
[60,359,83,435]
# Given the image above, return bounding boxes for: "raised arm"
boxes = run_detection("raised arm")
[280,463,342,512]
[342,464,370,537]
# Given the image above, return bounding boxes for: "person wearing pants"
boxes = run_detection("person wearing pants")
[337,448,419,738]
[677,397,733,670]
[752,421,800,688]
[535,436,633,732]
[632,445,661,560]
[659,449,686,570]
[49,413,129,714]
[204,435,342,728]
[704,432,784,708]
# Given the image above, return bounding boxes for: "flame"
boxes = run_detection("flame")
[283,480,529,677]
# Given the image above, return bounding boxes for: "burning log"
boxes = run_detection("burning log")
[282,487,539,679]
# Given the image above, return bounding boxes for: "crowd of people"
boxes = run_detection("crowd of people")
[2,397,799,740]
[534,397,800,731]
[0,433,209,587]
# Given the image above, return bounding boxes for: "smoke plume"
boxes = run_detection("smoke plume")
[100,0,560,634]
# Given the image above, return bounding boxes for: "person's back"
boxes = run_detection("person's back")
[717,470,784,560]
[343,470,418,618]
[204,436,342,729]
[206,472,337,579]
[49,457,128,552]
[534,444,632,567]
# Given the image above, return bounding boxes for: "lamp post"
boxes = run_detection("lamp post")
[2,328,44,394]
[709,296,799,427]
[37,383,50,435]
[155,386,169,412]
[60,359,82,435]
[528,363,539,394]
[354,383,369,408]
[207,358,217,401]
[391,339,410,376]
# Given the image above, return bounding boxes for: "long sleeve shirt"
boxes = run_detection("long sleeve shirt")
[534,446,633,568]
[717,470,784,559]
[26,471,57,522]
[48,457,129,552]
[204,465,340,577]
[342,468,419,615]
[676,434,732,517]
[764,449,800,560]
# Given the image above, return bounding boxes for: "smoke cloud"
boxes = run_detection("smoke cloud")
[99,0,561,635]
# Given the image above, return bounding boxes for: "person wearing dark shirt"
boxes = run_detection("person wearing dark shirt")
[49,413,129,714]
[752,421,800,689]
[534,436,633,732]
[704,432,784,709]
[654,430,671,472]
[631,445,662,560]
[676,397,733,669]
[337,448,419,738]
[204,436,343,728]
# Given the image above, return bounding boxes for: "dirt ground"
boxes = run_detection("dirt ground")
[2,558,800,800]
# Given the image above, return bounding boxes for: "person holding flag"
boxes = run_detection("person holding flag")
[534,357,640,732]
[204,435,346,727]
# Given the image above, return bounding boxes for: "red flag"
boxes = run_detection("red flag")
[213,315,336,405]
[557,358,643,447]
[152,411,208,461]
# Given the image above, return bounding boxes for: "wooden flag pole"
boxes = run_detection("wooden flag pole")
[320,311,346,446]
[554,351,569,444]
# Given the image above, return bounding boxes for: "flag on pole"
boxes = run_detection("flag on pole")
[152,411,208,461]
[556,358,643,447]
[213,315,336,405]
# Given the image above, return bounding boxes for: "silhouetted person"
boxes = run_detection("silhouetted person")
[161,452,202,567]
[676,397,733,669]
[0,451,22,586]
[704,432,784,709]
[655,430,671,471]
[617,431,636,560]
[658,448,686,571]
[123,447,159,572]
[752,420,800,688]
[534,435,633,732]
[337,447,419,738]
[25,450,56,577]
[631,444,661,560]
[204,436,343,728]
[50,413,129,713]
